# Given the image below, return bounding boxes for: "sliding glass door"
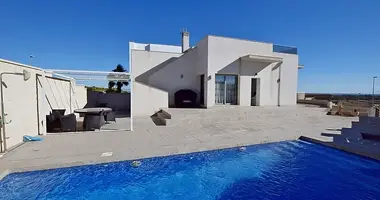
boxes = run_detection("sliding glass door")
[215,75,237,105]
[215,75,225,104]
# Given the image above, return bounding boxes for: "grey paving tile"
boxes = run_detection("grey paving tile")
[0,106,358,176]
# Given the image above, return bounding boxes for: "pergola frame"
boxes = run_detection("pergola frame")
[43,69,133,131]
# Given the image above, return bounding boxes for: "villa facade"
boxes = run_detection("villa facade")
[130,31,302,116]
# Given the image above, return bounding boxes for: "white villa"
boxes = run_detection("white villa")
[131,31,303,116]
[0,31,302,151]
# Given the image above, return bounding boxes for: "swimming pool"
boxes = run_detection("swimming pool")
[0,140,379,199]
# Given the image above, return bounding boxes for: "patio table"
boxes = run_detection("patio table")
[74,107,112,131]
[74,107,112,115]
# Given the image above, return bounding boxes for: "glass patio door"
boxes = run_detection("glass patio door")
[215,75,237,105]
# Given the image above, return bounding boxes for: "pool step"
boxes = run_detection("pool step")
[351,121,360,130]
[151,109,171,126]
[350,117,380,136]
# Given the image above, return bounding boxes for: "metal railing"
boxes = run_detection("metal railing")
[273,44,298,55]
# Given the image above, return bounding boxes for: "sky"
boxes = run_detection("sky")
[1,0,380,94]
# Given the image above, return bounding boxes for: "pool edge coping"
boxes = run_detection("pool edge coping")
[0,140,290,181]
[0,169,10,181]
[299,136,380,162]
[1,137,379,181]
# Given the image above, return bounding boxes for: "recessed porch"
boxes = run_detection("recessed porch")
[213,54,283,107]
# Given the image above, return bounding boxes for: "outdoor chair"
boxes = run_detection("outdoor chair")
[83,111,106,131]
[95,103,116,123]
[46,114,60,133]
[52,109,66,116]
[46,112,77,133]
[105,111,116,122]
[60,114,77,132]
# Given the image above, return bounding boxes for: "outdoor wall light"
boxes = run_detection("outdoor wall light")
[22,70,31,81]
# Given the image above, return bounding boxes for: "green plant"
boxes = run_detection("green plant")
[108,64,129,93]
[86,86,108,93]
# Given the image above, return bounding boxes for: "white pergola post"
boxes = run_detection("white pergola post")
[129,76,133,131]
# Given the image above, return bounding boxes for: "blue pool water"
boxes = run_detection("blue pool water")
[1,140,380,200]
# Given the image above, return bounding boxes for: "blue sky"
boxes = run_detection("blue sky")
[1,0,379,93]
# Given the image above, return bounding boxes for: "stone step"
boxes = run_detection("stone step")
[150,109,172,126]
[159,109,171,119]
[150,113,166,126]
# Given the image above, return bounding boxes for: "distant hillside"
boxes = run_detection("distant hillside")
[306,93,380,102]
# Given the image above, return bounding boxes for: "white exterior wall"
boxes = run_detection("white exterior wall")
[130,42,182,53]
[206,36,298,107]
[38,77,86,116]
[274,52,299,105]
[0,60,41,150]
[42,77,72,111]
[129,35,299,115]
[74,85,88,110]
[130,42,182,116]
[131,39,209,112]
[148,47,199,106]
[195,37,209,106]
[239,61,276,106]
[207,36,272,107]
[0,59,87,150]
[133,82,169,117]
[131,50,182,79]
[214,59,276,106]
[147,44,182,53]
[270,65,280,105]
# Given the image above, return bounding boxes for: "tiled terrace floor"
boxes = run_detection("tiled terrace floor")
[0,106,359,178]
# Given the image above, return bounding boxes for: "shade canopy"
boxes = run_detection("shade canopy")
[240,54,283,63]
[43,69,131,81]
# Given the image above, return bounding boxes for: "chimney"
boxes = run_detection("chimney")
[181,29,190,53]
